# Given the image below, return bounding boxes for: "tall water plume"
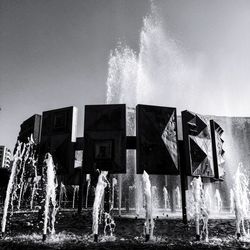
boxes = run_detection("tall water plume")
[105,1,197,217]
[1,136,36,236]
[188,177,210,241]
[106,44,138,106]
[142,171,154,241]
[232,163,249,238]
[92,171,109,240]
[106,2,203,111]
[43,153,58,240]
[1,141,26,236]
[105,1,197,218]
[72,185,79,209]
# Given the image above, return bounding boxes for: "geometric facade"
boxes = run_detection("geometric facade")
[182,110,214,178]
[83,104,126,174]
[136,104,179,175]
[39,106,78,179]
[210,120,225,180]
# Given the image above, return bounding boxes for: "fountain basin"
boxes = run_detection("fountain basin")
[0,210,249,249]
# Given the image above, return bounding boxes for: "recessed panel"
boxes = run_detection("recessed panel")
[83,104,126,174]
[39,106,77,177]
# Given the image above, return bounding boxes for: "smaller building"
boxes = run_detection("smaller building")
[0,146,11,169]
[17,114,41,144]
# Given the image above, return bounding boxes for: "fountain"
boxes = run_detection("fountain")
[72,185,79,209]
[104,212,116,237]
[10,136,38,213]
[230,188,234,213]
[189,176,209,242]
[1,135,36,237]
[85,174,91,208]
[104,0,198,222]
[3,2,250,249]
[59,182,67,208]
[92,171,110,242]
[151,186,160,212]
[16,141,32,210]
[42,153,58,241]
[175,186,181,210]
[111,177,117,211]
[1,141,25,237]
[232,162,249,239]
[30,159,40,210]
[142,171,154,241]
[163,186,170,211]
[204,186,212,214]
[214,189,222,213]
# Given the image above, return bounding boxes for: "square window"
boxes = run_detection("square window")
[94,140,113,160]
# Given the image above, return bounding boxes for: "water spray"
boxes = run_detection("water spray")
[233,162,249,239]
[92,171,110,242]
[85,174,91,208]
[1,139,32,237]
[42,153,58,241]
[142,171,154,241]
[72,185,79,209]
[189,176,210,241]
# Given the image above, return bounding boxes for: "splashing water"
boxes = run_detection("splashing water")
[106,2,201,109]
[105,3,201,218]
[85,174,91,208]
[17,153,28,210]
[30,177,40,210]
[92,171,109,237]
[189,177,210,241]
[1,141,25,235]
[16,137,34,210]
[192,177,202,240]
[232,163,250,238]
[214,189,222,213]
[230,188,234,213]
[29,152,40,210]
[43,153,58,239]
[59,183,67,208]
[204,186,212,213]
[175,186,182,210]
[142,171,154,241]
[152,186,159,211]
[104,212,116,236]
[1,136,36,236]
[163,186,170,210]
[72,185,79,209]
[106,45,138,105]
[110,178,117,211]
[10,136,37,213]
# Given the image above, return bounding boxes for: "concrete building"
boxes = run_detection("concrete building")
[0,146,11,169]
[17,114,42,144]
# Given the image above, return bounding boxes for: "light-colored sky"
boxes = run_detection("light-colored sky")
[1,0,250,151]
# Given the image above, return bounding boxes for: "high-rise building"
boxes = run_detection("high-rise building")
[0,146,11,169]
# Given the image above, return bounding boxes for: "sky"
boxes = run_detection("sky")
[1,0,250,151]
